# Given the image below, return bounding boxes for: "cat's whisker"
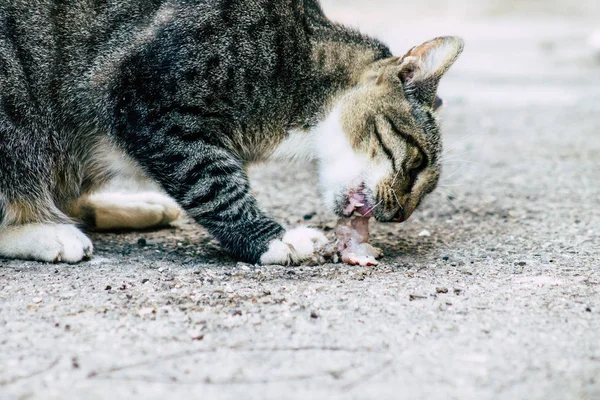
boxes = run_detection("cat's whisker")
[434,187,457,201]
[439,183,465,188]
[435,188,463,211]
[440,153,477,161]
[390,188,401,207]
[366,199,384,215]
[440,150,474,161]
[390,169,402,186]
[441,159,480,165]
[441,131,482,156]
[440,167,464,181]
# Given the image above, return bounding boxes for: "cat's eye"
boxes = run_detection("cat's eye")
[408,151,426,186]
[410,152,426,172]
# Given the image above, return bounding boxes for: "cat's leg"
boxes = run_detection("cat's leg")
[71,137,182,231]
[119,138,327,264]
[0,124,93,263]
[76,191,181,231]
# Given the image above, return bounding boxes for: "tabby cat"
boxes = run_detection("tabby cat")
[0,0,463,265]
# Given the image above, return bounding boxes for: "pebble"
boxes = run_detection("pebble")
[515,261,527,266]
[418,230,431,237]
[236,262,252,271]
[33,297,43,304]
[303,212,316,220]
[138,307,156,316]
[436,287,449,294]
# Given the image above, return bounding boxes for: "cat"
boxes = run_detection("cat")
[0,0,463,265]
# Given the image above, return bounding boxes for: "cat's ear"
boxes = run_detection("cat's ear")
[397,36,464,108]
[433,95,444,111]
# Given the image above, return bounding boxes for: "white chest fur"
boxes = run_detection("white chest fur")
[269,106,345,162]
[268,129,317,162]
[267,104,392,212]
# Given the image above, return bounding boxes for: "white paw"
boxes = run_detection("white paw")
[260,227,329,266]
[86,192,181,230]
[0,224,93,263]
[133,192,182,225]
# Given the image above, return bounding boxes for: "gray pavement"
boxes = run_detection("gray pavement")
[1,1,599,399]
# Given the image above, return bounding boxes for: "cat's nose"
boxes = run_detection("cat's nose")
[391,208,405,222]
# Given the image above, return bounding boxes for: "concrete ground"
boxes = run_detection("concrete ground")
[1,1,599,399]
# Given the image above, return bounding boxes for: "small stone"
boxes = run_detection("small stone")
[137,238,147,247]
[236,262,252,271]
[436,287,449,294]
[515,261,527,267]
[418,230,431,237]
[138,307,156,316]
[442,256,450,261]
[454,288,463,295]
[33,297,43,304]
[303,212,316,220]
[310,311,319,319]
[409,294,427,301]
[141,278,149,284]
[104,285,112,291]
[586,307,592,313]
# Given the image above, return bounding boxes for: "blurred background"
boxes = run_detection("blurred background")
[321,0,600,108]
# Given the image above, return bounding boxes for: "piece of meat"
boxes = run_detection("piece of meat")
[335,217,382,266]
[315,216,382,266]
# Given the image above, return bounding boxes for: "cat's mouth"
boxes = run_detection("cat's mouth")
[341,185,374,218]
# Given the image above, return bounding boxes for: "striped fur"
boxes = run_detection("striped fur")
[0,0,463,264]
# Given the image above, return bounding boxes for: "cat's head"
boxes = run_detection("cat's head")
[316,36,464,222]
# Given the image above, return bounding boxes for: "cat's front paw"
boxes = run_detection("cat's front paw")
[260,227,328,266]
[0,224,93,263]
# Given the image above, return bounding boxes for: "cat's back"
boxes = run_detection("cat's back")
[1,0,329,150]
[0,0,314,99]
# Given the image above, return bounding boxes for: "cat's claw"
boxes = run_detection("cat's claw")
[260,227,328,266]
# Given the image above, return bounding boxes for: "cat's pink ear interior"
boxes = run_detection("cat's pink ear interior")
[399,36,464,83]
[397,36,464,108]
